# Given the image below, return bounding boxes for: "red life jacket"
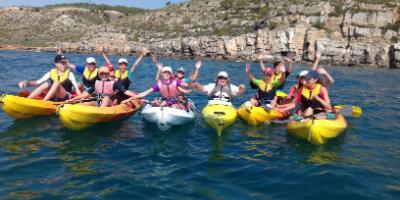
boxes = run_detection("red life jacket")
[95,80,115,96]
[158,79,179,98]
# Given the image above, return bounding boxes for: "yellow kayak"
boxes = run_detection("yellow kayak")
[57,100,142,130]
[237,103,290,125]
[0,94,59,119]
[202,101,237,136]
[287,114,347,145]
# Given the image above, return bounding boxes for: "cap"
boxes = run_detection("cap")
[86,57,96,64]
[99,66,110,74]
[161,66,173,74]
[54,55,68,63]
[118,58,128,64]
[264,67,274,75]
[217,71,229,78]
[305,70,319,80]
[298,70,309,77]
[177,67,185,73]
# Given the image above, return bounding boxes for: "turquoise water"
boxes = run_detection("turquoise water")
[0,50,399,199]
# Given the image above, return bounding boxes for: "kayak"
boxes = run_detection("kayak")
[202,100,237,136]
[57,100,142,130]
[0,94,59,119]
[141,102,197,131]
[237,103,290,125]
[287,113,347,145]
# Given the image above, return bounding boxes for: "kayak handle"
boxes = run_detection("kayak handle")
[213,111,225,115]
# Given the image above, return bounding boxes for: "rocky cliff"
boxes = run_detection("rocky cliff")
[0,0,399,68]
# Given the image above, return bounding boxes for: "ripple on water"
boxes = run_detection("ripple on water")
[0,51,399,199]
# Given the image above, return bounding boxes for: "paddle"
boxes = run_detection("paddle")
[334,105,362,118]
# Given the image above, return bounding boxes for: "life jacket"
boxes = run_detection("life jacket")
[272,72,285,90]
[158,80,179,99]
[50,68,73,92]
[255,79,276,101]
[115,69,131,89]
[82,67,98,88]
[95,79,115,96]
[208,83,233,102]
[300,83,324,111]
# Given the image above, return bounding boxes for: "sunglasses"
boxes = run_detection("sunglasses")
[87,63,96,65]
[218,76,227,80]
[99,72,110,76]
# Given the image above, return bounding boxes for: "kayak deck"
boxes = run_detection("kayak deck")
[57,100,142,130]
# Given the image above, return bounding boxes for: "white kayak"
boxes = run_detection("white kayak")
[141,102,197,131]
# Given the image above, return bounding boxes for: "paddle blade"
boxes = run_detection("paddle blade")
[335,105,362,118]
[276,90,288,98]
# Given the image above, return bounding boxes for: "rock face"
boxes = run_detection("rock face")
[0,1,399,68]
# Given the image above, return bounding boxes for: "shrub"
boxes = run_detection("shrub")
[269,21,278,30]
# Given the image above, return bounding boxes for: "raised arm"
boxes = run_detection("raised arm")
[130,48,148,73]
[245,63,255,82]
[100,45,112,65]
[317,66,335,87]
[155,63,162,82]
[66,60,77,71]
[191,61,202,82]
[312,52,321,70]
[258,53,266,72]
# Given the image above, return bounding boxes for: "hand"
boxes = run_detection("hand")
[56,49,63,55]
[285,55,293,63]
[152,54,158,64]
[100,45,107,54]
[239,84,245,93]
[18,81,27,89]
[156,63,163,71]
[245,63,251,74]
[140,48,148,56]
[257,53,264,61]
[192,82,200,89]
[315,51,321,60]
[317,66,328,75]
[195,60,202,69]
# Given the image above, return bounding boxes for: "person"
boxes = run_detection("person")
[285,70,309,101]
[67,66,137,107]
[18,55,82,101]
[66,57,100,95]
[258,53,293,90]
[101,46,147,89]
[153,54,202,87]
[244,63,278,109]
[123,66,191,109]
[278,70,332,119]
[192,71,245,104]
[312,52,335,88]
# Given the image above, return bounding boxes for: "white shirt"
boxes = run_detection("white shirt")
[35,70,79,91]
[203,83,239,101]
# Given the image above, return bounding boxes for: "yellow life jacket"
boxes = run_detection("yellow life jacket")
[115,69,129,80]
[301,83,322,100]
[258,79,274,92]
[50,68,70,83]
[83,67,98,81]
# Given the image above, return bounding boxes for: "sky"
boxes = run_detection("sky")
[0,0,188,9]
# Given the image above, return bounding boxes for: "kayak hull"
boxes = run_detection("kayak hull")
[202,103,237,136]
[58,100,142,130]
[237,104,289,125]
[287,114,347,145]
[0,94,58,119]
[141,104,196,131]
